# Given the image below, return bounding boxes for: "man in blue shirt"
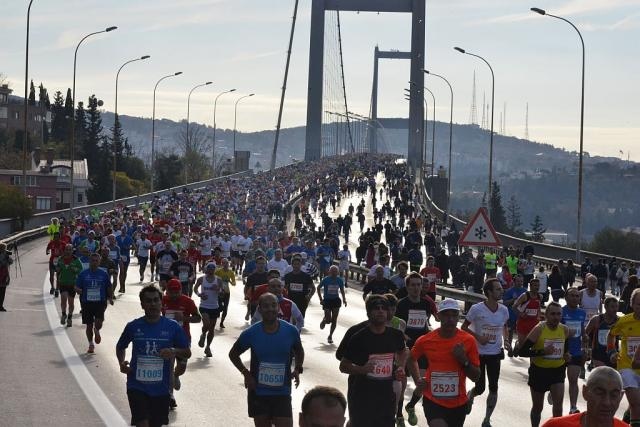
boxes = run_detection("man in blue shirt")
[116,225,134,293]
[116,284,191,426]
[503,274,527,357]
[317,265,347,344]
[562,287,587,415]
[229,293,304,427]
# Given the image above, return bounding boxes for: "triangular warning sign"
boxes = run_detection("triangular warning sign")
[458,207,502,247]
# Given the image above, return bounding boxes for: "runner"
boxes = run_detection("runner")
[116,225,134,293]
[420,256,441,301]
[75,253,114,354]
[215,257,236,329]
[608,287,640,427]
[462,278,511,427]
[317,265,347,344]
[55,244,83,327]
[541,366,626,427]
[363,265,397,300]
[171,248,196,297]
[228,293,304,427]
[161,278,201,409]
[135,231,153,282]
[514,278,543,344]
[585,296,619,368]
[515,302,572,427]
[338,294,409,427]
[503,274,527,356]
[409,298,481,427]
[580,274,603,323]
[194,263,223,357]
[283,255,315,318]
[337,244,351,286]
[245,256,269,320]
[252,278,304,332]
[116,284,191,426]
[156,241,178,290]
[562,287,588,414]
[46,232,66,296]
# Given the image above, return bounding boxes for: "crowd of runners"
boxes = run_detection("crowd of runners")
[14,152,636,426]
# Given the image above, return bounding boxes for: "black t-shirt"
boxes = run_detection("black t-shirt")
[246,271,269,292]
[362,278,397,299]
[396,297,435,347]
[283,271,314,297]
[336,320,369,361]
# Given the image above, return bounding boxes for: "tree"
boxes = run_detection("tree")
[176,122,211,183]
[111,114,127,172]
[114,171,146,198]
[154,154,183,190]
[50,91,66,142]
[506,195,522,232]
[85,95,110,203]
[0,183,33,230]
[530,215,547,242]
[28,80,36,106]
[489,181,508,232]
[38,82,50,109]
[588,227,640,260]
[73,101,87,159]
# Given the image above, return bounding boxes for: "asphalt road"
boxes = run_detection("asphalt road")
[0,174,624,427]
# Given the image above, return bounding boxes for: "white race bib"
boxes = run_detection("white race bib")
[543,338,565,359]
[327,284,339,296]
[431,371,459,398]
[86,287,101,302]
[258,362,286,387]
[598,329,610,347]
[407,310,427,329]
[367,353,394,380]
[525,308,538,317]
[136,355,164,383]
[165,309,179,320]
[109,250,118,260]
[627,338,640,358]
[481,325,501,345]
[179,272,188,282]
[426,274,437,283]
[566,320,582,338]
[289,283,303,292]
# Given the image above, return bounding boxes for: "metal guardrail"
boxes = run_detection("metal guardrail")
[417,177,640,267]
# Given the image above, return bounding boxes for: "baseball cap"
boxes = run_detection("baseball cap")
[167,279,182,292]
[438,299,460,313]
[205,262,216,270]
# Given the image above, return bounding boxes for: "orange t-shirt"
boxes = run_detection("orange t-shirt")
[410,328,480,408]
[541,413,627,427]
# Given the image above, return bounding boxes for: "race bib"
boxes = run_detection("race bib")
[289,283,304,292]
[431,371,459,398]
[481,325,501,345]
[136,355,164,383]
[327,284,339,296]
[367,353,394,380]
[598,329,610,347]
[407,310,427,329]
[258,362,286,387]
[565,321,582,338]
[86,287,101,302]
[627,338,640,358]
[543,338,565,359]
[525,308,538,317]
[427,274,437,283]
[179,272,188,282]
[165,309,179,320]
[109,250,118,260]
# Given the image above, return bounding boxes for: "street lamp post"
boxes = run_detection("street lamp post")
[113,55,150,207]
[151,72,182,193]
[454,47,495,210]
[232,93,254,172]
[405,87,428,177]
[70,26,117,217]
[22,0,35,199]
[424,87,436,181]
[531,7,586,262]
[424,70,453,211]
[185,81,212,184]
[211,89,236,177]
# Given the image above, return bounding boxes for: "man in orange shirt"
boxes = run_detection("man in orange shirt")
[541,366,626,427]
[409,299,480,427]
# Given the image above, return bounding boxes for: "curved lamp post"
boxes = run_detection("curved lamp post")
[70,26,117,216]
[232,93,254,172]
[531,6,585,261]
[424,70,453,211]
[454,46,495,210]
[112,55,150,206]
[151,71,182,193]
[185,81,213,184]
[22,0,35,198]
[211,88,236,176]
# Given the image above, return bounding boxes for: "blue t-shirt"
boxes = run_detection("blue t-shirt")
[562,306,587,356]
[116,316,190,396]
[317,246,333,267]
[116,235,134,262]
[504,287,527,322]
[76,268,112,303]
[236,320,301,396]
[318,276,344,301]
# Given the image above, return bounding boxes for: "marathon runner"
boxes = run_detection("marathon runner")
[462,278,511,427]
[585,296,619,368]
[170,248,196,297]
[252,278,304,332]
[229,293,304,427]
[562,287,588,414]
[55,244,83,327]
[514,278,543,344]
[156,241,178,290]
[135,231,153,282]
[317,265,347,344]
[194,263,223,357]
[116,284,191,427]
[116,225,134,293]
[503,274,527,356]
[283,255,314,318]
[214,257,236,329]
[46,232,66,296]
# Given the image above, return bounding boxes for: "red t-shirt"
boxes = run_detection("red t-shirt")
[46,240,66,261]
[162,294,199,339]
[187,248,201,266]
[541,413,627,427]
[420,266,441,293]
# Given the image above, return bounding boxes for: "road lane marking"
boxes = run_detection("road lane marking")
[43,273,127,426]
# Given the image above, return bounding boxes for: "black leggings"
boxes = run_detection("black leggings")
[219,293,230,322]
[475,353,502,395]
[0,286,6,307]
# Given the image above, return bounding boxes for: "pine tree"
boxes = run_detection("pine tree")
[38,83,50,109]
[28,80,36,106]
[530,215,547,242]
[85,95,111,203]
[506,195,522,232]
[489,181,508,232]
[111,114,127,171]
[50,91,66,142]
[64,88,73,143]
[74,101,87,159]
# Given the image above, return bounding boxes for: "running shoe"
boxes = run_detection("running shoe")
[87,344,95,354]
[169,397,177,410]
[66,316,72,327]
[204,347,212,357]
[49,287,55,295]
[60,313,67,325]
[244,312,250,321]
[198,333,205,348]
[0,307,6,312]
[139,276,144,282]
[54,289,59,298]
[219,323,225,329]
[328,336,333,344]
[320,320,326,330]
[174,374,181,391]
[396,417,406,427]
[94,329,101,344]
[405,406,418,426]
[569,408,580,414]
[481,420,492,427]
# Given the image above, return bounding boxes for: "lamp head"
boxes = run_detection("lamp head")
[422,69,430,74]
[106,26,118,32]
[141,55,151,60]
[174,72,183,76]
[454,47,466,54]
[229,88,237,93]
[248,93,255,97]
[205,81,213,85]
[531,7,546,15]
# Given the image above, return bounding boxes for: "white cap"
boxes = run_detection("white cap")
[438,299,460,313]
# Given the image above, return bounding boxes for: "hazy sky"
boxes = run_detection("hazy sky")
[2,0,639,160]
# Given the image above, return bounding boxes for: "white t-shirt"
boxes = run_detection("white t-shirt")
[267,258,290,277]
[536,272,548,293]
[465,302,510,355]
[136,239,153,257]
[220,240,232,258]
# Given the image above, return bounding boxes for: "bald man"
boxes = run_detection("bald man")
[541,366,626,427]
